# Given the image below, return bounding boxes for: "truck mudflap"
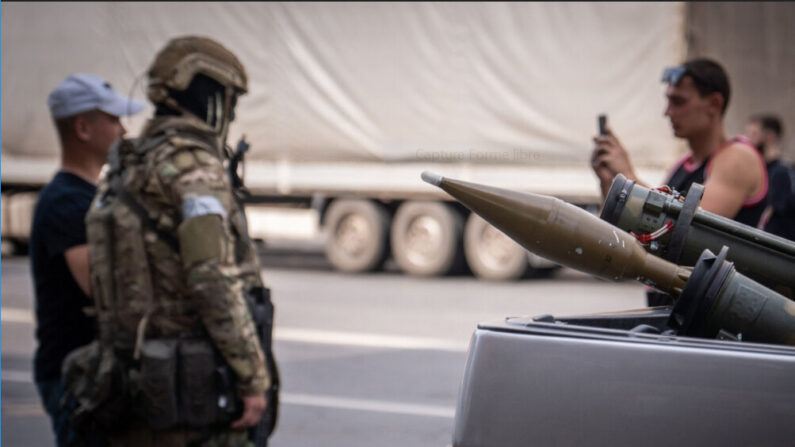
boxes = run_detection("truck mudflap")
[453,309,795,447]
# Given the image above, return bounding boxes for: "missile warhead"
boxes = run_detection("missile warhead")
[422,171,690,294]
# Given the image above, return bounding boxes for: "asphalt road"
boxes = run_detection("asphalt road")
[1,251,645,446]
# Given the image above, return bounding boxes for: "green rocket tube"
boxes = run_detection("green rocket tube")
[601,174,795,298]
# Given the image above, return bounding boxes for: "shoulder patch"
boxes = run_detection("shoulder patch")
[182,195,227,220]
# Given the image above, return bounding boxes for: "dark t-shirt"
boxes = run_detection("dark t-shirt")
[30,171,97,381]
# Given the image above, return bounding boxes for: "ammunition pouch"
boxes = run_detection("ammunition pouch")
[62,337,244,434]
[179,339,240,426]
[61,341,133,436]
[137,338,242,430]
[138,285,282,436]
[138,340,179,429]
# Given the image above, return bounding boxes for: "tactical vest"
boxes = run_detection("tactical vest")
[89,134,186,352]
[86,124,262,354]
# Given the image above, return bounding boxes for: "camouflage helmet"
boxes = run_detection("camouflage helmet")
[147,36,247,104]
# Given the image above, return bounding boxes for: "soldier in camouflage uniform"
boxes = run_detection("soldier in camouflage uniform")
[82,36,273,446]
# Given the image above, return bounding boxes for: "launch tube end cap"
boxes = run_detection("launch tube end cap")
[421,171,443,186]
[600,174,634,224]
[668,246,731,336]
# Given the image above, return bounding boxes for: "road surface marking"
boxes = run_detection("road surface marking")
[1,369,33,383]
[1,370,454,419]
[281,392,455,418]
[1,307,468,352]
[1,401,45,417]
[274,327,467,352]
[1,308,34,324]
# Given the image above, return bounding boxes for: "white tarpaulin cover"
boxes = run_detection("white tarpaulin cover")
[1,2,686,170]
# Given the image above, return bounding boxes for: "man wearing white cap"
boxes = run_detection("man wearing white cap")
[29,73,145,447]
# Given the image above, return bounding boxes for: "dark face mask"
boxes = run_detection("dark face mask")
[163,74,227,128]
[228,94,238,122]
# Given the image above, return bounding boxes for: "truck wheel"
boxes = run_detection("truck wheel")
[1,238,17,257]
[391,201,464,276]
[464,214,529,281]
[324,199,390,273]
[525,252,561,279]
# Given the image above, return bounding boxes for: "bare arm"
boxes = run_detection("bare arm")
[700,143,765,218]
[64,244,91,296]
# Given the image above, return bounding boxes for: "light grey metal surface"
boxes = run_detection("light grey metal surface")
[453,320,795,447]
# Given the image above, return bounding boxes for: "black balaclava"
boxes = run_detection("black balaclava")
[155,73,236,129]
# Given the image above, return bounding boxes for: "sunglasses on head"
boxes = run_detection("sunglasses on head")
[661,66,688,85]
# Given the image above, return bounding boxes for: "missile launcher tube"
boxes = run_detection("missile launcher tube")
[670,247,795,345]
[601,174,795,298]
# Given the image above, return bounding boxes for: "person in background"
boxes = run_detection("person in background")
[745,114,795,241]
[30,73,145,446]
[591,58,768,306]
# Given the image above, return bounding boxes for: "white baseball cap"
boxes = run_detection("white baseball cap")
[47,73,146,119]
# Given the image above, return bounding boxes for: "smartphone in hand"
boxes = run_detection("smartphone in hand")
[598,114,608,135]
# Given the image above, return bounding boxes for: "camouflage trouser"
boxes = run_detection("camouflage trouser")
[108,427,252,447]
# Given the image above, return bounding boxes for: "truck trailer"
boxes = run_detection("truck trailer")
[3,3,790,279]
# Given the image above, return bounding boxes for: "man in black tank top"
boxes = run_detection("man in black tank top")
[665,135,767,228]
[591,59,768,306]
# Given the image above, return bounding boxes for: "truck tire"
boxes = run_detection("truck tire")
[1,238,17,257]
[391,201,464,276]
[464,214,529,281]
[323,199,390,273]
[525,254,560,279]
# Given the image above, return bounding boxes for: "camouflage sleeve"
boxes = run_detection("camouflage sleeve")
[158,146,270,396]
